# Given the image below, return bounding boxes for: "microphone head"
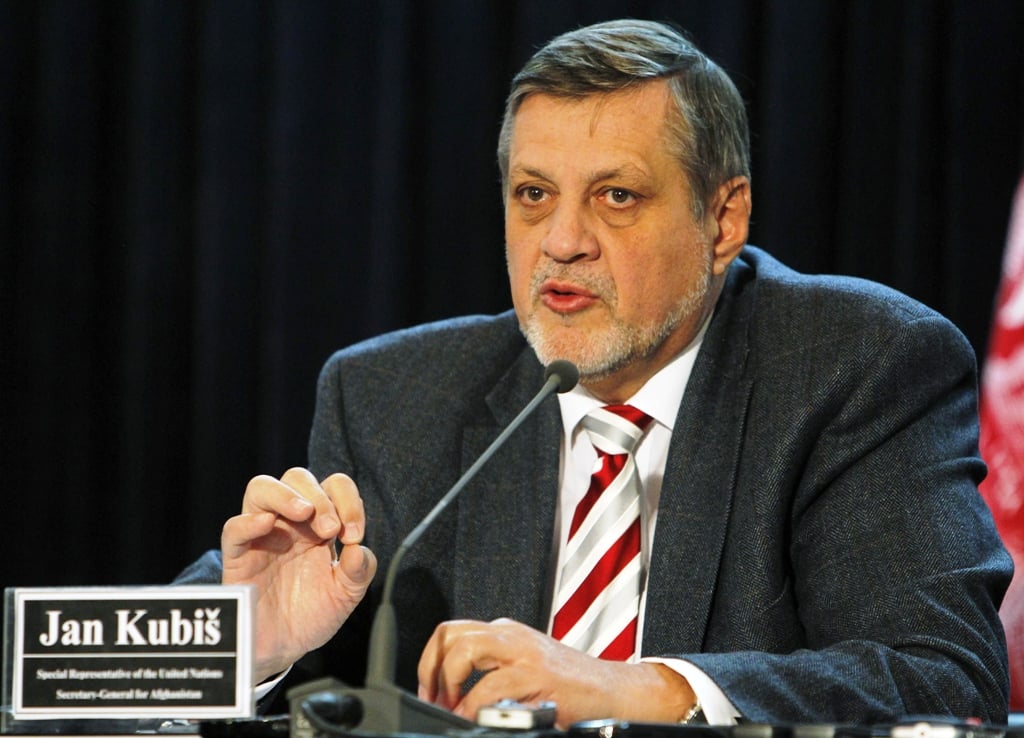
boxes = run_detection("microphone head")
[545,360,580,393]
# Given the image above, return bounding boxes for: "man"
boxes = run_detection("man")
[179,19,1011,726]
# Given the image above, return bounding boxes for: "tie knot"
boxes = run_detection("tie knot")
[581,404,652,455]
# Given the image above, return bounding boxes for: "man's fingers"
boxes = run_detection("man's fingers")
[321,473,366,545]
[279,467,343,540]
[241,473,315,518]
[335,543,377,589]
[220,511,277,560]
[418,620,466,704]
[240,468,341,542]
[419,620,505,709]
[448,667,532,723]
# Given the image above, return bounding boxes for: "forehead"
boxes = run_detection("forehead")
[509,82,676,172]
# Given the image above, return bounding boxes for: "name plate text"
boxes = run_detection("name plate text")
[5,586,254,720]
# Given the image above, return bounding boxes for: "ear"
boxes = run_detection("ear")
[707,176,751,276]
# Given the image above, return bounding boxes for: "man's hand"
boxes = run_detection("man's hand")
[416,618,696,728]
[221,468,377,683]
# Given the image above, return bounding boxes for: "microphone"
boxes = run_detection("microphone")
[288,360,580,736]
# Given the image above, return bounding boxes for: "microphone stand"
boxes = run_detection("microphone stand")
[289,362,579,736]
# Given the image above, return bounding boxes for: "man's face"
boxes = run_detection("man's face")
[505,81,719,401]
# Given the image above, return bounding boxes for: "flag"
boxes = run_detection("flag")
[979,174,1024,711]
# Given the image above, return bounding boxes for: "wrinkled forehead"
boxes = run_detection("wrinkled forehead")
[506,85,679,176]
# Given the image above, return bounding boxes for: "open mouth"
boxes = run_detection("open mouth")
[539,280,600,314]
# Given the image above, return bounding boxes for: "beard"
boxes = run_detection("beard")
[519,257,713,384]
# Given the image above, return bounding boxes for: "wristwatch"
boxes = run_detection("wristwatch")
[682,700,706,725]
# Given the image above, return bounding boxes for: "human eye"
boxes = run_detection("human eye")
[599,187,639,208]
[515,184,549,205]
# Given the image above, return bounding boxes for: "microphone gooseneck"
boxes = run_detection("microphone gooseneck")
[365,361,580,689]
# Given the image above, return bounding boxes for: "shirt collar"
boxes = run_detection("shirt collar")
[556,318,709,436]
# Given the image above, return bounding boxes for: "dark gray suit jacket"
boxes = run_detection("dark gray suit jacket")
[179,247,1011,723]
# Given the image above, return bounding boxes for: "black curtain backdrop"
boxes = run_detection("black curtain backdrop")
[2,1,1022,594]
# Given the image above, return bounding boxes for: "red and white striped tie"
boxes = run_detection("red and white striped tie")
[551,404,652,661]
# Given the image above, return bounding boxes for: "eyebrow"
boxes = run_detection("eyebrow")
[508,166,549,181]
[509,163,650,185]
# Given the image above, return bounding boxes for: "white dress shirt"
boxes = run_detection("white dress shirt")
[550,327,739,725]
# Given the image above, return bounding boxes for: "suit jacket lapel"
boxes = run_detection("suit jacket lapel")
[643,259,757,656]
[444,254,759,652]
[451,349,561,631]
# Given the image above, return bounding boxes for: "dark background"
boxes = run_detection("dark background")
[2,1,1022,593]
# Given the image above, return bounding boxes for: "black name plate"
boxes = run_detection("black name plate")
[5,586,254,720]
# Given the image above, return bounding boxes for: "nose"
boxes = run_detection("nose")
[540,201,600,263]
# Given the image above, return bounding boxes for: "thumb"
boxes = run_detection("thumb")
[337,544,377,589]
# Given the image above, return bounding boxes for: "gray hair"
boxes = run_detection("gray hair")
[497,19,750,219]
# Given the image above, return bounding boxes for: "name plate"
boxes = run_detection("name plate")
[4,586,254,720]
